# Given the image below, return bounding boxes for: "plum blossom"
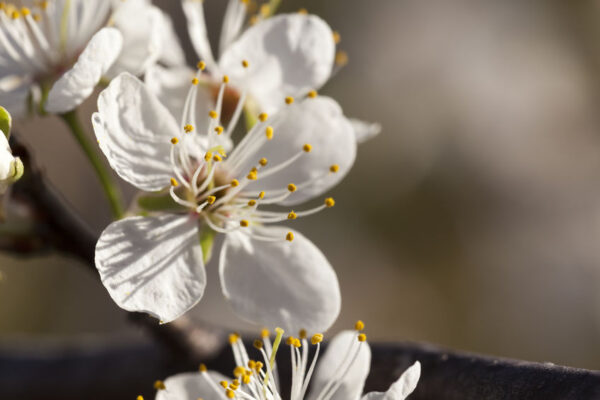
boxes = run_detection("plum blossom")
[0,0,184,117]
[152,324,421,400]
[147,0,380,143]
[92,65,359,329]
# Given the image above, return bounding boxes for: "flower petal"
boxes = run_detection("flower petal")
[308,330,372,400]
[350,118,382,144]
[219,226,340,334]
[156,371,230,400]
[231,96,356,205]
[45,28,123,113]
[182,0,219,73]
[95,214,205,323]
[104,2,167,78]
[361,361,421,400]
[219,14,335,113]
[0,77,31,119]
[92,72,179,192]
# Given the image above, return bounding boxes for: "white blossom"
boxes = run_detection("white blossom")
[0,0,184,116]
[154,326,421,400]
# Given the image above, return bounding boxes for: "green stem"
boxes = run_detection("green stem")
[60,110,124,219]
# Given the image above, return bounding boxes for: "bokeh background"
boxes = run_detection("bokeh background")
[2,0,600,370]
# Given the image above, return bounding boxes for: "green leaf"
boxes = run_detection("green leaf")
[199,227,216,264]
[0,106,11,139]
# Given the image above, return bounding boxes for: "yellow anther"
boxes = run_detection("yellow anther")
[293,338,302,348]
[223,75,230,83]
[213,154,222,162]
[286,337,295,346]
[170,137,179,144]
[253,339,263,349]
[355,320,365,331]
[234,366,245,377]
[247,200,257,206]
[258,113,268,122]
[170,178,179,187]
[259,158,268,166]
[197,61,206,70]
[192,77,199,85]
[231,179,240,187]
[215,126,224,134]
[33,14,41,21]
[242,375,251,384]
[335,50,349,66]
[298,8,308,14]
[154,380,166,390]
[285,96,295,105]
[287,183,297,192]
[229,333,240,344]
[255,361,264,371]
[249,15,258,25]
[240,220,249,227]
[358,333,367,342]
[11,10,19,19]
[232,378,240,386]
[242,59,249,68]
[303,144,312,152]
[261,328,270,338]
[308,90,318,98]
[247,170,258,180]
[137,396,144,400]
[325,197,335,207]
[265,126,274,139]
[20,7,30,16]
[299,329,307,339]
[311,333,324,345]
[333,31,341,44]
[286,232,294,242]
[330,164,340,173]
[209,110,218,119]
[207,196,216,205]
[288,211,297,220]
[199,363,208,372]
[260,4,270,16]
[184,124,194,133]
[259,191,265,199]
[226,389,235,398]
[220,381,228,389]
[204,152,213,162]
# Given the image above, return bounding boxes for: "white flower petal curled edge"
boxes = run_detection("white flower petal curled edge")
[148,1,379,143]
[152,324,421,400]
[93,68,357,330]
[0,0,183,116]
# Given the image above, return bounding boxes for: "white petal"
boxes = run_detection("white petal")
[157,10,187,67]
[361,361,421,400]
[105,2,166,78]
[233,96,356,205]
[219,14,335,113]
[350,118,382,144]
[182,0,218,73]
[0,132,14,181]
[0,77,31,119]
[308,330,372,400]
[92,72,179,192]
[95,214,205,323]
[156,371,230,400]
[219,226,340,334]
[46,28,123,113]
[219,0,247,55]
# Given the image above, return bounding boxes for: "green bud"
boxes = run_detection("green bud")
[0,106,12,139]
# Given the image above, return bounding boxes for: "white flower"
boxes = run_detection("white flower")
[147,1,380,143]
[0,0,184,116]
[153,325,421,400]
[92,69,358,330]
[0,129,22,194]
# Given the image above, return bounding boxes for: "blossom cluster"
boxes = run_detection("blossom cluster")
[0,0,417,398]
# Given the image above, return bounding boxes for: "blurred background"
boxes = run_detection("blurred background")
[2,0,600,371]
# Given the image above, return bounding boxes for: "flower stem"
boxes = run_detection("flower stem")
[60,110,124,219]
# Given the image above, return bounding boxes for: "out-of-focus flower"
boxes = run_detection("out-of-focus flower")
[147,1,380,143]
[0,0,184,116]
[152,324,421,400]
[91,69,358,329]
[0,106,23,198]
